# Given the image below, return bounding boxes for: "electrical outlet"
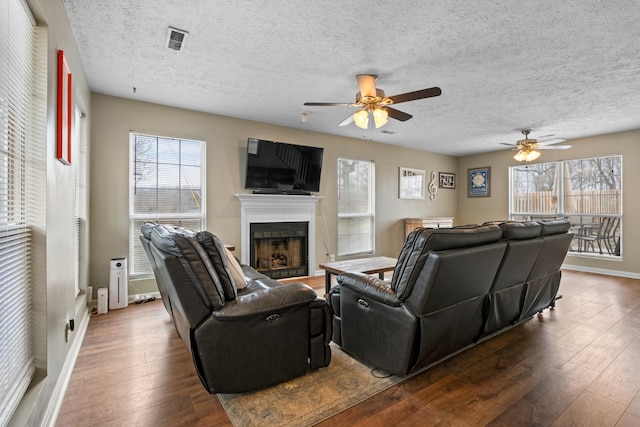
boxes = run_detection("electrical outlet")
[329,254,335,262]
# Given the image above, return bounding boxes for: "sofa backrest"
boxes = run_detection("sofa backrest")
[149,225,235,311]
[392,225,505,306]
[139,222,173,316]
[528,219,573,280]
[490,221,543,292]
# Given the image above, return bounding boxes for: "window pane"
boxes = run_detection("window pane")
[337,216,374,255]
[566,157,621,215]
[157,138,180,165]
[181,139,202,166]
[130,133,205,276]
[337,158,374,256]
[510,155,622,258]
[511,162,558,216]
[180,165,202,212]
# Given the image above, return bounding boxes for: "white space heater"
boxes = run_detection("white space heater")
[97,287,108,314]
[109,257,128,309]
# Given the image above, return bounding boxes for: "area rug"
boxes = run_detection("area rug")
[218,344,407,426]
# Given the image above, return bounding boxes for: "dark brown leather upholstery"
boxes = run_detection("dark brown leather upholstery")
[140,224,332,393]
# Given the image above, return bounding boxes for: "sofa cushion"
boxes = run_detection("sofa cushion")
[149,224,194,256]
[499,221,542,240]
[538,219,571,235]
[150,225,227,310]
[392,224,503,299]
[196,231,238,300]
[225,247,247,290]
[140,222,157,239]
[416,224,502,251]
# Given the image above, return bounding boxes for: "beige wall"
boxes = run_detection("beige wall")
[458,129,640,276]
[89,94,459,294]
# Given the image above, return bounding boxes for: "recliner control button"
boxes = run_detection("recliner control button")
[266,313,280,321]
[358,299,369,308]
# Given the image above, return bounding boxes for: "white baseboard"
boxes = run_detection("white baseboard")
[562,263,640,280]
[45,302,90,426]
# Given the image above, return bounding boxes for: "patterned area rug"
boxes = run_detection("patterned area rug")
[218,344,406,426]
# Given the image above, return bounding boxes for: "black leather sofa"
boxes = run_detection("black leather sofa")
[140,223,332,393]
[329,220,572,376]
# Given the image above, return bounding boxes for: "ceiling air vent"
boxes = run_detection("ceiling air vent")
[166,27,189,51]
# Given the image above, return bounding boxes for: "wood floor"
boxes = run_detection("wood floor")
[57,270,640,426]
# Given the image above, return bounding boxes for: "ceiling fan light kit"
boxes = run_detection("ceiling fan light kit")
[304,74,441,130]
[353,109,369,129]
[505,129,572,162]
[373,107,388,128]
[513,148,541,162]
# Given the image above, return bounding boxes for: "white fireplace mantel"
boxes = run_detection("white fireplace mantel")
[235,194,323,272]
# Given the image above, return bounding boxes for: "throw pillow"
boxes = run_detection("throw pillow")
[225,247,247,290]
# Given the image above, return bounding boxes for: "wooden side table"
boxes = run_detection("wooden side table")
[404,217,454,238]
[319,256,397,295]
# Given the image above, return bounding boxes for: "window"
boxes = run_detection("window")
[337,158,375,256]
[510,155,622,257]
[74,109,87,297]
[0,0,44,422]
[129,133,205,276]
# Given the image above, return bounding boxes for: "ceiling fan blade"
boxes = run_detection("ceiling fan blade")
[386,107,413,122]
[388,87,442,104]
[338,113,354,127]
[539,145,572,150]
[537,138,567,146]
[303,102,352,107]
[499,143,517,146]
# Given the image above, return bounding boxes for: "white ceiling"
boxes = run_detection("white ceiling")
[63,0,640,156]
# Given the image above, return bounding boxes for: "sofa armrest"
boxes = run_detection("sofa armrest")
[337,272,402,307]
[212,283,317,320]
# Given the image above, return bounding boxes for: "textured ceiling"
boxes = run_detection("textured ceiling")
[63,0,640,156]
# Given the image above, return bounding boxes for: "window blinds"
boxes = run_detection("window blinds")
[337,158,375,256]
[129,133,205,276]
[0,0,41,424]
[74,110,87,297]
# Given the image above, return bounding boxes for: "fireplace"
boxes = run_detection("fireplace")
[235,194,322,279]
[250,222,308,278]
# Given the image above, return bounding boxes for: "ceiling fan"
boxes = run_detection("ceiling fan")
[501,129,571,162]
[303,74,441,130]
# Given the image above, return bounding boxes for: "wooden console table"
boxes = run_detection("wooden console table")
[319,256,397,295]
[404,217,454,238]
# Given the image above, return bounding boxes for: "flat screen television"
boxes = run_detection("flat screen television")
[244,138,324,194]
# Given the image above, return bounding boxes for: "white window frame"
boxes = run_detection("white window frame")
[129,133,206,277]
[509,155,622,258]
[73,109,87,297]
[337,158,375,256]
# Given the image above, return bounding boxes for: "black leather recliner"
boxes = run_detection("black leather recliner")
[330,224,506,376]
[329,220,572,377]
[140,223,332,393]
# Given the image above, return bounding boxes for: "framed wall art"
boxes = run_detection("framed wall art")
[57,50,72,165]
[399,167,425,199]
[468,166,491,197]
[438,172,456,189]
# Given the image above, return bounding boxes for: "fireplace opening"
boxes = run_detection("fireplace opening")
[250,222,308,279]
